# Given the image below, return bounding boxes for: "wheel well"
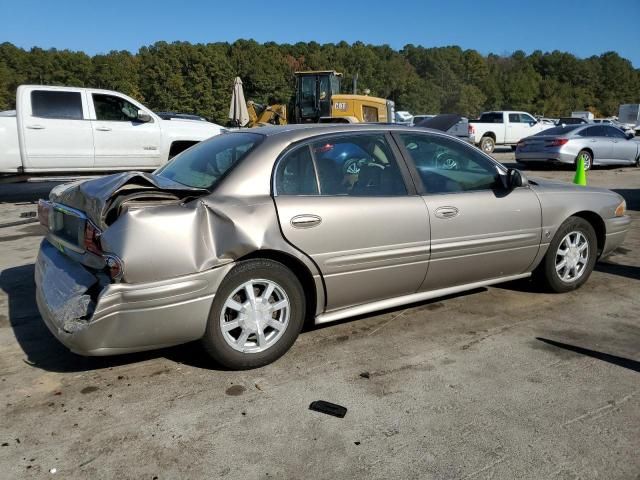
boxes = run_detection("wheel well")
[577,148,593,159]
[482,132,496,141]
[572,211,605,255]
[169,141,199,159]
[238,249,318,323]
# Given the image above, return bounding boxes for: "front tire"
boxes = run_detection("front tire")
[202,259,305,369]
[480,136,495,154]
[535,216,597,293]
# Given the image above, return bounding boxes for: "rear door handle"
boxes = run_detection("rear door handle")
[291,214,322,228]
[434,206,459,219]
[26,124,45,129]
[95,126,112,131]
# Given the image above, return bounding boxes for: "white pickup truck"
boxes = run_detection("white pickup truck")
[469,111,552,154]
[0,85,224,177]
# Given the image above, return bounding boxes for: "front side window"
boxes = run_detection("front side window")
[398,133,502,194]
[606,126,626,139]
[31,91,83,120]
[520,114,536,124]
[275,146,318,195]
[156,132,262,189]
[93,94,141,121]
[310,133,407,196]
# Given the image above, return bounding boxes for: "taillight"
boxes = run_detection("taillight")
[104,255,124,281]
[84,221,103,255]
[546,138,569,147]
[37,200,51,228]
[468,124,475,134]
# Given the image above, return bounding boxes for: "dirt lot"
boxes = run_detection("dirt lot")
[1,152,639,479]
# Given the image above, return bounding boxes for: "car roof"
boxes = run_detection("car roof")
[228,123,442,143]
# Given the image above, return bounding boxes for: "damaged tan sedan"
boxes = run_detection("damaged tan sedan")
[35,125,630,369]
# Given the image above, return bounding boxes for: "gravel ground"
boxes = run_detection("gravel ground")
[0,153,638,479]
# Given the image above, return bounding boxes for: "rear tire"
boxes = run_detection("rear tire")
[480,136,495,154]
[202,259,305,370]
[535,216,597,293]
[576,150,593,171]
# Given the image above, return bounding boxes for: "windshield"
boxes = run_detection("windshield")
[155,132,263,189]
[535,125,581,136]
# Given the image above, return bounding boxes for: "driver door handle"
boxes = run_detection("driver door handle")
[95,126,112,131]
[434,206,459,219]
[291,214,322,228]
[26,124,45,129]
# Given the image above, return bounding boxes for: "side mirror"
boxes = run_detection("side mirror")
[507,168,528,189]
[137,110,152,123]
[625,131,634,139]
[529,121,537,127]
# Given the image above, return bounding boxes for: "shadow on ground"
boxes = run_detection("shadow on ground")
[536,337,640,373]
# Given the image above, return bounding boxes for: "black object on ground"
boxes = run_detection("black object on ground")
[309,400,347,418]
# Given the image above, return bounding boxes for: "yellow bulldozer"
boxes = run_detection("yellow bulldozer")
[247,71,395,127]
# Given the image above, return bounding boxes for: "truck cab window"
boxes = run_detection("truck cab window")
[31,91,83,120]
[93,94,142,122]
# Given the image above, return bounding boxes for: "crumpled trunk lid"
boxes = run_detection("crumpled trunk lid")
[49,172,207,229]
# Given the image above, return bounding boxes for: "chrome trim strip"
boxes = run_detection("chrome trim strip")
[314,272,531,325]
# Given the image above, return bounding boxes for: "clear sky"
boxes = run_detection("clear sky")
[2,0,639,67]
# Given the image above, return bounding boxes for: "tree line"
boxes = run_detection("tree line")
[1,40,638,125]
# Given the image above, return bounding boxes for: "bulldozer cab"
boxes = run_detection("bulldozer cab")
[294,71,342,123]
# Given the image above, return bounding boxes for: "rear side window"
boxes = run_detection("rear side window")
[312,134,407,196]
[479,112,503,123]
[31,91,83,120]
[508,113,520,123]
[156,132,262,190]
[275,146,318,195]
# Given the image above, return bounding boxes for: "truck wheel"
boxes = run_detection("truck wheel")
[535,216,597,293]
[576,150,592,171]
[202,259,305,370]
[480,136,495,154]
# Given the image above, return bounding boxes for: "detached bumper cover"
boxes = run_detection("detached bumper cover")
[35,240,233,356]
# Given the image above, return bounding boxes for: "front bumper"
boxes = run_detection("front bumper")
[601,215,631,258]
[35,240,233,356]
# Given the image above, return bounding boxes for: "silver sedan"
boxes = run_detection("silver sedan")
[516,124,640,170]
[35,125,630,369]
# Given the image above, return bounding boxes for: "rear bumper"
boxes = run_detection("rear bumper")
[601,215,631,258]
[35,240,233,356]
[516,150,575,165]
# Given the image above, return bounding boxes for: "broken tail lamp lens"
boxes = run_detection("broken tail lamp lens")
[104,255,124,281]
[84,221,103,255]
[37,200,52,228]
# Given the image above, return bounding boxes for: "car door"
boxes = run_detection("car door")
[89,92,162,168]
[273,132,430,312]
[19,88,94,170]
[606,126,637,164]
[578,126,613,163]
[506,113,525,143]
[393,131,542,291]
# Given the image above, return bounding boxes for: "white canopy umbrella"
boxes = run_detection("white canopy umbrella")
[229,77,250,127]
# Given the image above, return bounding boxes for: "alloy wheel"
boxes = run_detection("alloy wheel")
[555,231,589,283]
[219,279,290,353]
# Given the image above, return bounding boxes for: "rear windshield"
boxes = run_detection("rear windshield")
[155,132,263,189]
[534,125,581,136]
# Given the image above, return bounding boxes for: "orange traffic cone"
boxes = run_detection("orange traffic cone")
[573,156,587,186]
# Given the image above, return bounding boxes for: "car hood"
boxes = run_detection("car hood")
[49,172,207,229]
